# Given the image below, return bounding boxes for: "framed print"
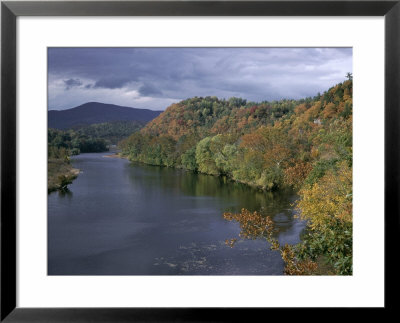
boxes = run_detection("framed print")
[1,0,399,321]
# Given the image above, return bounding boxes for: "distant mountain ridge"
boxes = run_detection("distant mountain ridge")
[48,102,163,129]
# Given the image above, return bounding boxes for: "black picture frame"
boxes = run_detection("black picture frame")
[1,0,398,321]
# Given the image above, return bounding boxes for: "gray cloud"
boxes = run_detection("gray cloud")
[63,78,82,90]
[139,83,163,96]
[94,77,132,89]
[48,48,352,110]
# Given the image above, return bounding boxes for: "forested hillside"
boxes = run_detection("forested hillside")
[120,78,353,275]
[142,97,296,140]
[121,80,352,191]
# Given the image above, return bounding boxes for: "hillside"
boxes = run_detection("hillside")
[48,102,163,129]
[121,79,352,188]
[120,79,353,275]
[142,97,297,140]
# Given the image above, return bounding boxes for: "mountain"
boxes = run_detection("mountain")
[48,102,163,129]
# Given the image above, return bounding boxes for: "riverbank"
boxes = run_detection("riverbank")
[103,153,128,160]
[48,158,80,193]
[122,153,284,193]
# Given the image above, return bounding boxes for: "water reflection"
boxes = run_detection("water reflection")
[56,189,73,199]
[48,153,305,275]
[127,162,299,236]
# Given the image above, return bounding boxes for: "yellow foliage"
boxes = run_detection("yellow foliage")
[310,147,320,159]
[304,102,322,120]
[297,161,352,229]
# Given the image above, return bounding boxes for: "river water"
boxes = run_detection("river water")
[48,152,305,275]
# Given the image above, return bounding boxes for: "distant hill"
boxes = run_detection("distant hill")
[48,102,163,129]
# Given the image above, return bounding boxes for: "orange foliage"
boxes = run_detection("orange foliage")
[240,132,266,151]
[223,208,319,275]
[323,102,337,119]
[294,103,307,115]
[284,161,313,188]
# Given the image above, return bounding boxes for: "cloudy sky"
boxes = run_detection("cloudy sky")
[48,48,352,111]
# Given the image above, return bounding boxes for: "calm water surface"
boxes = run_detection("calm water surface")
[48,152,305,275]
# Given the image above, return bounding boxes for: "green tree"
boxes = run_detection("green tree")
[195,137,219,175]
[181,147,198,171]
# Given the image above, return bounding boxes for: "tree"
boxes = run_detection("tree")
[195,137,219,175]
[345,72,353,80]
[181,147,198,171]
[214,144,237,176]
[296,161,352,274]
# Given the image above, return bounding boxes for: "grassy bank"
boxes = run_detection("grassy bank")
[48,158,80,193]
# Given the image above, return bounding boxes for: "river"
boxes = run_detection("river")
[48,152,305,275]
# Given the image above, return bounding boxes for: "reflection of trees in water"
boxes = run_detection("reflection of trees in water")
[126,162,298,235]
[56,189,73,199]
[178,171,296,214]
[223,208,316,275]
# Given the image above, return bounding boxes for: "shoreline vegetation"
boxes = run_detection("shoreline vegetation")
[103,153,127,159]
[120,78,353,275]
[47,120,148,193]
[48,157,80,193]
[47,124,114,193]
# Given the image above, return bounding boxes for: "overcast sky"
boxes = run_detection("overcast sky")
[48,47,352,111]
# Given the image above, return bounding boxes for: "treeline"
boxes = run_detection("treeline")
[120,78,353,275]
[70,120,144,146]
[48,120,144,192]
[49,120,144,157]
[48,128,109,157]
[47,128,108,192]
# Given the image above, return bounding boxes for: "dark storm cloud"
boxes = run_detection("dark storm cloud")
[48,48,352,110]
[63,78,82,90]
[94,77,132,89]
[139,83,163,96]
